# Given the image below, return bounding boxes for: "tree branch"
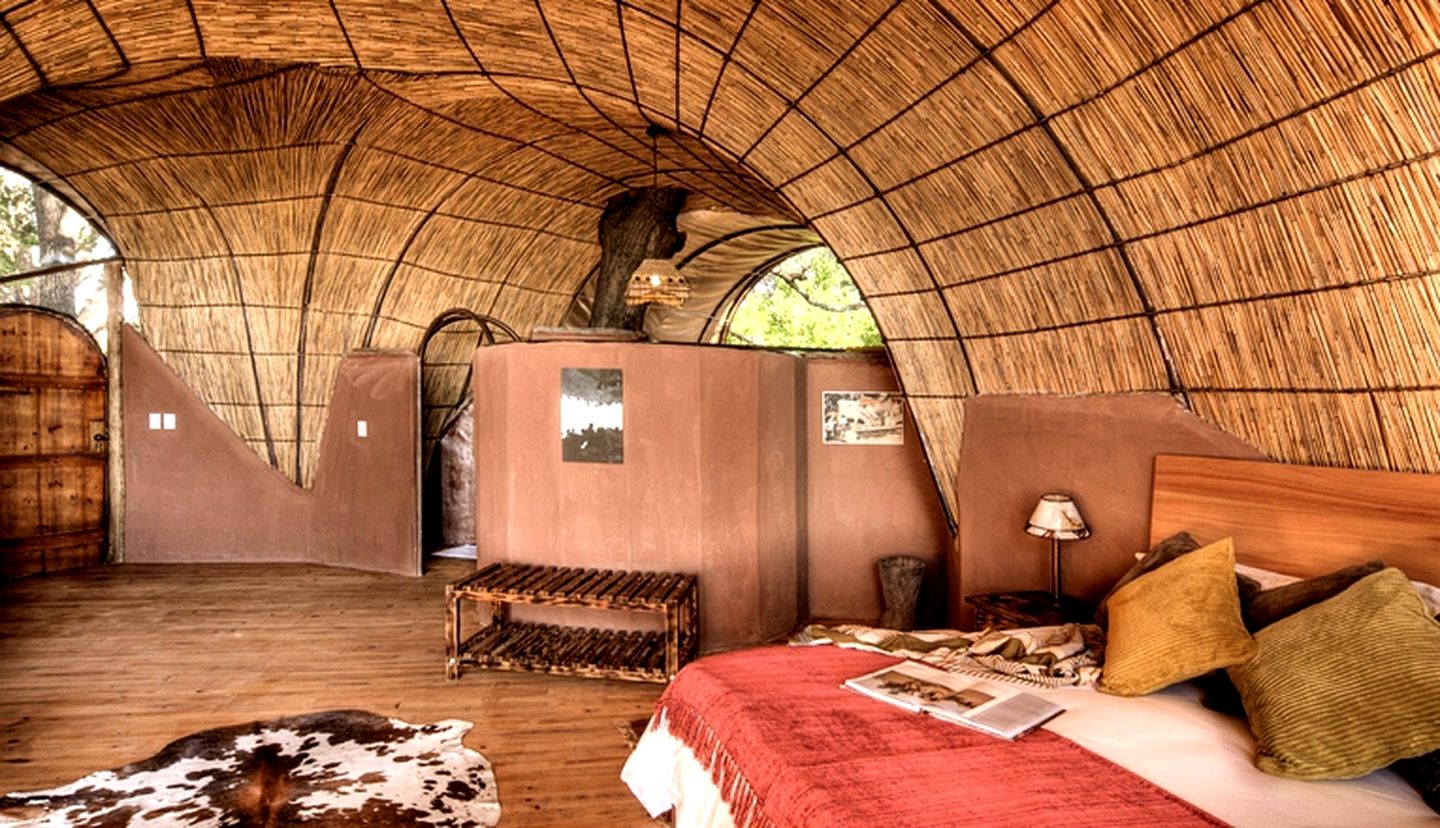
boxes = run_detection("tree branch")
[724,328,761,346]
[773,268,867,313]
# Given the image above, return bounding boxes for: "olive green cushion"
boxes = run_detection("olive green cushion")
[1202,560,1394,716]
[1230,567,1440,780]
[1099,537,1256,696]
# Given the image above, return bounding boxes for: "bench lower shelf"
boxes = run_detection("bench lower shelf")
[457,621,671,683]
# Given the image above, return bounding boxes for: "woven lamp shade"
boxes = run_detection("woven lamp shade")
[625,259,692,307]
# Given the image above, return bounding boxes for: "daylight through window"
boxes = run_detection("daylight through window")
[0,167,133,350]
[722,248,881,350]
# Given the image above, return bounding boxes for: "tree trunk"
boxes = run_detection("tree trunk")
[589,187,687,331]
[28,185,81,314]
[33,185,76,266]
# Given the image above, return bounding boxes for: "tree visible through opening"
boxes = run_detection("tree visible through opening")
[723,248,881,349]
[0,167,133,349]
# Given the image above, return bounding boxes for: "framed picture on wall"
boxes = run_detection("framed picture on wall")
[561,367,624,463]
[822,391,904,445]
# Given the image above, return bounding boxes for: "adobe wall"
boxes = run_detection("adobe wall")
[471,342,953,650]
[119,327,1269,637]
[952,394,1265,627]
[122,327,420,574]
[472,342,801,650]
[804,356,952,627]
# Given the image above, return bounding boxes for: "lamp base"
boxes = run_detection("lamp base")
[1050,536,1063,602]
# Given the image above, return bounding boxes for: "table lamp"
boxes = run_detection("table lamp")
[1025,493,1091,601]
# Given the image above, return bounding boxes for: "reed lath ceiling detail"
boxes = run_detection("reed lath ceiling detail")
[1,0,1437,512]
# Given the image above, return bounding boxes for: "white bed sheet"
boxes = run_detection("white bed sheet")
[622,673,1432,828]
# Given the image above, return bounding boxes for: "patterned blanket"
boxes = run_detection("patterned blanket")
[792,622,1104,687]
[653,646,1226,828]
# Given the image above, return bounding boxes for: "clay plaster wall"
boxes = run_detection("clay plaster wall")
[122,327,420,574]
[952,394,1265,627]
[472,342,800,650]
[471,342,953,650]
[805,357,951,626]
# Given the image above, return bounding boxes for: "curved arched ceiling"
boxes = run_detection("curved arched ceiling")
[1,1,1437,514]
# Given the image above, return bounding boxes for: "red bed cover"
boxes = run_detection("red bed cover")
[653,645,1228,828]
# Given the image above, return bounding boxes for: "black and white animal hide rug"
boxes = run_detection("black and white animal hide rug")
[0,710,500,827]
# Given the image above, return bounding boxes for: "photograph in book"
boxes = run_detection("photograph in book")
[844,660,1064,740]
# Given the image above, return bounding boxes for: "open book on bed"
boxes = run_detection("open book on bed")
[844,659,1064,740]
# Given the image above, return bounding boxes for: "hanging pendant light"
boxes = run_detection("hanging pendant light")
[625,124,691,308]
[626,256,690,307]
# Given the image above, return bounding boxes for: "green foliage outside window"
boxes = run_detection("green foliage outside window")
[723,248,882,349]
[0,177,40,276]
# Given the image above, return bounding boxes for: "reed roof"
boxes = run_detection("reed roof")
[1,0,1436,515]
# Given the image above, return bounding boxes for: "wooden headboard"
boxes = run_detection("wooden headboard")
[1149,455,1440,587]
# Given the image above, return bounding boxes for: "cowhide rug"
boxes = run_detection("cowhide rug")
[0,710,500,827]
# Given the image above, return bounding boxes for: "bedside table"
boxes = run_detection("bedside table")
[965,591,1095,630]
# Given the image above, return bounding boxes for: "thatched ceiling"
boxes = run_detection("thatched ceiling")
[2,0,1438,515]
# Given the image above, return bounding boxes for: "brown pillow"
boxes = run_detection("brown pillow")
[1235,572,1264,606]
[1093,531,1199,628]
[1099,537,1256,696]
[1229,567,1440,780]
[1196,669,1246,718]
[1394,748,1440,815]
[1242,560,1385,631]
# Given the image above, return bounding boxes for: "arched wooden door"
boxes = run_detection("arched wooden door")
[0,306,107,577]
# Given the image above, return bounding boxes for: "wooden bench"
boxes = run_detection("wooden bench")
[445,562,699,684]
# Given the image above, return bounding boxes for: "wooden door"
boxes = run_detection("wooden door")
[0,306,107,577]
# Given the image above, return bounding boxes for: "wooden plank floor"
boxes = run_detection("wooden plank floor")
[0,557,664,825]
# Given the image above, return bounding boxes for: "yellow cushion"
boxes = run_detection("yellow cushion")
[1099,537,1255,696]
[1229,567,1440,780]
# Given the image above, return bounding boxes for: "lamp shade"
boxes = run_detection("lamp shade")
[1024,493,1090,541]
[624,258,691,307]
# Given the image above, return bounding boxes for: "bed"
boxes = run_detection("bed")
[621,455,1440,827]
